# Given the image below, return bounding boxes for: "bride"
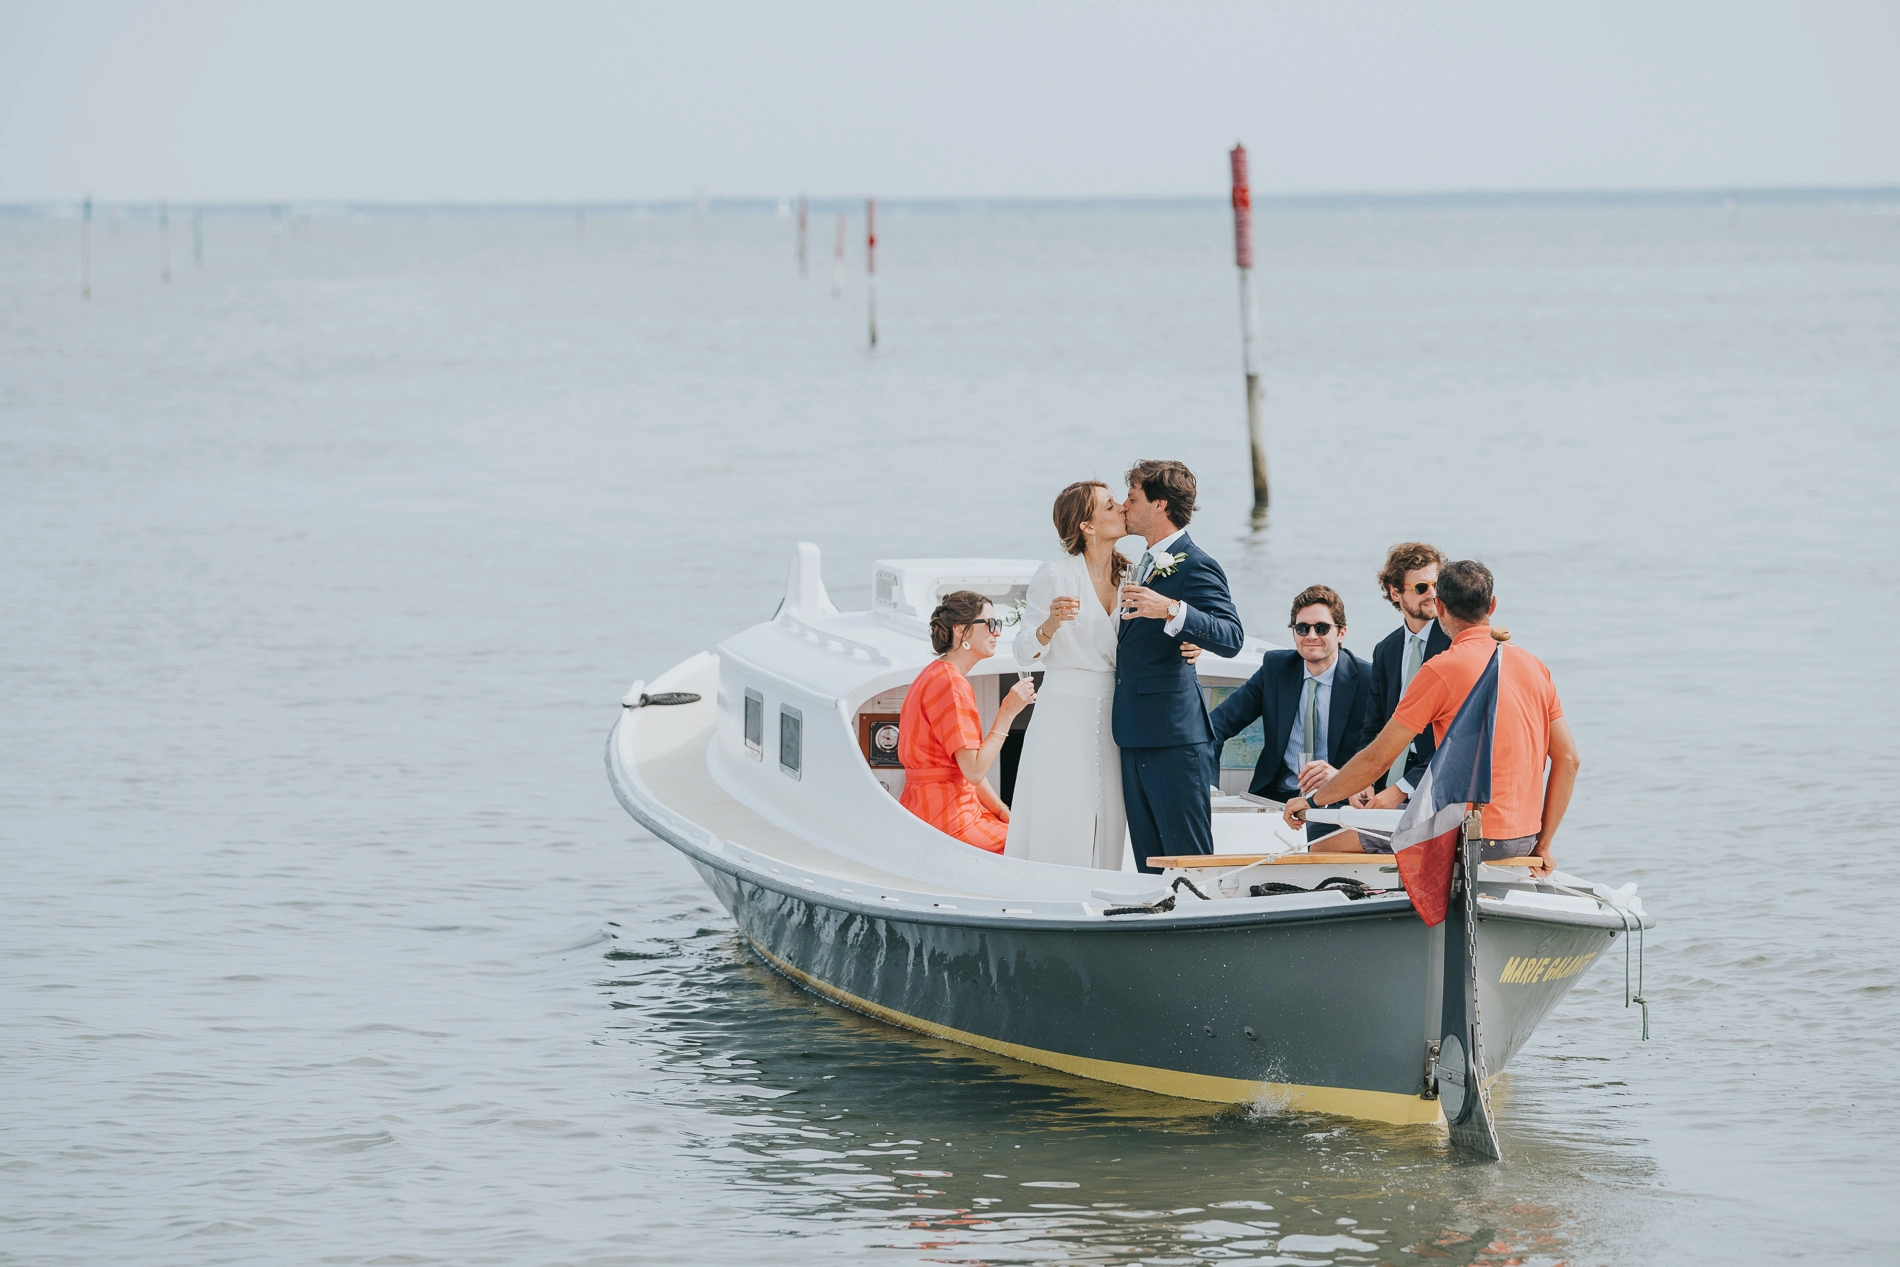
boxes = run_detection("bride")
[1004,481,1197,870]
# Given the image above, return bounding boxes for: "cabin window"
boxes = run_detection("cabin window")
[743,689,764,759]
[779,705,803,779]
[1203,684,1265,771]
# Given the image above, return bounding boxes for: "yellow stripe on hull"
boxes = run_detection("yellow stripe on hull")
[747,936,1445,1127]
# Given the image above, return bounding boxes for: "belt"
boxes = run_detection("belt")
[903,766,963,784]
[1038,668,1116,699]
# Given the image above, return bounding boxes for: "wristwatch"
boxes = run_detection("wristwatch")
[1167,600,1183,620]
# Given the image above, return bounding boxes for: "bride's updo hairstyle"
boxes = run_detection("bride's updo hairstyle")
[929,590,990,655]
[1051,480,1129,586]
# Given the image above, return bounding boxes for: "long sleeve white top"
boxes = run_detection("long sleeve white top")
[1011,554,1119,673]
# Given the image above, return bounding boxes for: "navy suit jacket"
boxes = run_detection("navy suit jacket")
[1207,647,1377,799]
[1366,619,1453,790]
[1112,532,1245,749]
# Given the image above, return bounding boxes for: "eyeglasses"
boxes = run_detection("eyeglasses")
[1290,621,1336,637]
[968,618,1003,634]
[1408,581,1436,595]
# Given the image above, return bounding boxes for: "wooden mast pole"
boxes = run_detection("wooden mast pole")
[1230,144,1268,518]
[866,198,877,348]
[831,212,845,297]
[797,195,808,276]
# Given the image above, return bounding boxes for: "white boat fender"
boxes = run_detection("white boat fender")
[1102,874,1211,917]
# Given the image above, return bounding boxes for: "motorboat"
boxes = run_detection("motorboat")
[605,543,1652,1157]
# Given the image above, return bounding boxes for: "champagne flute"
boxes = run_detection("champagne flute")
[1034,594,1078,674]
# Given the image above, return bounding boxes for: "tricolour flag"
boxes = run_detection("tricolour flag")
[1390,645,1500,925]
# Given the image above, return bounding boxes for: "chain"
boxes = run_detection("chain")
[1462,810,1499,1131]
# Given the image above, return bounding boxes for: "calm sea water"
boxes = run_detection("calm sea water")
[4,203,1897,1265]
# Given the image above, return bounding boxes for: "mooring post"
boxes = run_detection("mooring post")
[866,198,878,348]
[1230,144,1269,518]
[160,199,171,281]
[797,195,808,277]
[831,212,846,297]
[82,194,92,298]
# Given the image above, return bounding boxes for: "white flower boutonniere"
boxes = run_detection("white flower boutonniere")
[1147,550,1184,580]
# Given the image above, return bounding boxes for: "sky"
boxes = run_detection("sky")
[2,1,1897,203]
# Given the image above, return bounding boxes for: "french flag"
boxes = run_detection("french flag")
[1391,645,1500,926]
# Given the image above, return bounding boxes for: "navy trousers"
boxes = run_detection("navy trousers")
[1121,744,1215,874]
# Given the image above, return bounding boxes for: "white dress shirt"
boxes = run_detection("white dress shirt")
[1135,526,1191,638]
[1394,618,1437,796]
[1278,654,1337,793]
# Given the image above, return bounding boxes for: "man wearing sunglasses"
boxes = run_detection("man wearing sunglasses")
[1285,560,1579,876]
[1207,584,1377,836]
[1365,542,1452,809]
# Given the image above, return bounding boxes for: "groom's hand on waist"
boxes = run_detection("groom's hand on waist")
[1119,585,1177,622]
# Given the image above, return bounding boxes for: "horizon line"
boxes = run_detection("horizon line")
[5,185,1898,216]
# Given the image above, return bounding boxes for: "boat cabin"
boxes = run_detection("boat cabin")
[710,544,1287,873]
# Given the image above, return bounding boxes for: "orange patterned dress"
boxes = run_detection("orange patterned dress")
[898,659,1008,854]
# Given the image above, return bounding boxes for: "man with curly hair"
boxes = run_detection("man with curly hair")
[1364,541,1451,809]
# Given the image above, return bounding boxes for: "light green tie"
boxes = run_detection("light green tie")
[1386,632,1426,788]
[1301,677,1319,760]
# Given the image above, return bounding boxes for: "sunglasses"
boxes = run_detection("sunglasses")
[1290,621,1336,637]
[967,617,1004,634]
[1407,581,1436,595]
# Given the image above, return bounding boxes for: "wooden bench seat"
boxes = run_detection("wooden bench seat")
[1149,853,1546,870]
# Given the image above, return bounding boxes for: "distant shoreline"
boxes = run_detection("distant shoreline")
[5,187,1897,218]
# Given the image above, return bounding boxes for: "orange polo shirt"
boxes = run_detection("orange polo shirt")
[1392,625,1564,840]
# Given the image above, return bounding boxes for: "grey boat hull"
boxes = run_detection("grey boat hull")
[611,741,1626,1124]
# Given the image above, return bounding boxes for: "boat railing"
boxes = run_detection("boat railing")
[777,615,891,665]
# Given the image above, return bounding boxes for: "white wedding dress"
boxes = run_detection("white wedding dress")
[1003,554,1127,870]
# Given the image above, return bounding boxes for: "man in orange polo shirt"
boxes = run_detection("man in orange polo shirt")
[1284,560,1580,875]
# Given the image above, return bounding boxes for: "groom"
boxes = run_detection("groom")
[1115,460,1245,872]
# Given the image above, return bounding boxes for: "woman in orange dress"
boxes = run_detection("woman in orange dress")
[898,590,1037,853]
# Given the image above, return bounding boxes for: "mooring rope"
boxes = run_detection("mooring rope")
[1619,903,1650,1040]
[1544,878,1650,1040]
[1247,876,1393,900]
[1102,874,1210,917]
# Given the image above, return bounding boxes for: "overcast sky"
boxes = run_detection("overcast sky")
[3,1,1896,203]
